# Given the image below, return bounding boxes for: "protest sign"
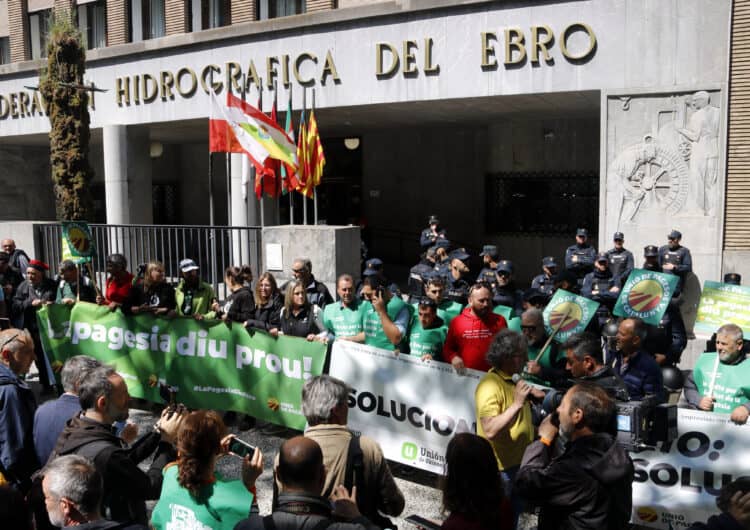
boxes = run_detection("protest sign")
[631,409,750,529]
[37,302,326,430]
[62,221,95,264]
[694,281,750,337]
[542,289,599,343]
[329,340,480,474]
[614,269,679,326]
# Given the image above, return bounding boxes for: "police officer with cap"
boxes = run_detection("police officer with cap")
[643,245,660,271]
[407,248,438,303]
[492,260,523,316]
[477,245,500,287]
[605,232,634,286]
[433,239,452,280]
[445,248,472,305]
[658,230,693,288]
[582,253,620,331]
[531,256,557,297]
[565,228,597,284]
[357,258,400,299]
[420,215,448,250]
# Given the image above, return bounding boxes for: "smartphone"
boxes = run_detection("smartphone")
[376,286,385,297]
[404,515,441,529]
[228,437,256,458]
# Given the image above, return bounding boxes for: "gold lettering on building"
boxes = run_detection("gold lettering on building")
[160,71,175,100]
[321,50,340,85]
[424,37,439,74]
[143,74,159,102]
[376,42,399,78]
[133,74,141,104]
[266,56,280,90]
[294,52,318,85]
[116,77,130,106]
[281,54,291,88]
[226,62,243,93]
[504,28,526,65]
[18,92,30,116]
[560,23,596,61]
[0,95,8,119]
[481,32,498,69]
[530,25,554,63]
[176,68,198,97]
[402,40,418,75]
[201,64,222,94]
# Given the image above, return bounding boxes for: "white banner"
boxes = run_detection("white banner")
[631,409,750,528]
[329,340,482,475]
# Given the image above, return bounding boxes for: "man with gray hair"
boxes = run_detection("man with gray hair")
[42,454,146,529]
[33,356,102,465]
[684,323,750,424]
[288,258,333,309]
[277,375,404,526]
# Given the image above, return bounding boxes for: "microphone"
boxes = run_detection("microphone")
[512,373,521,384]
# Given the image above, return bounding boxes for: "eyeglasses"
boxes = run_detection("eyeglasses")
[291,268,305,274]
[521,325,538,331]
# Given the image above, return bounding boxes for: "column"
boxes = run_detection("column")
[126,126,153,224]
[230,153,251,266]
[103,125,129,224]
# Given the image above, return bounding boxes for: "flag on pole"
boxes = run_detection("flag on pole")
[296,108,309,196]
[305,109,325,194]
[208,92,297,173]
[280,96,299,194]
[261,99,281,198]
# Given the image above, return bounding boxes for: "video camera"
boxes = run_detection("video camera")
[542,387,677,451]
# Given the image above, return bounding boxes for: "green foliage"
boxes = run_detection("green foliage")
[39,8,94,221]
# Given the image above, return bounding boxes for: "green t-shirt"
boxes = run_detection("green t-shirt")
[323,300,364,338]
[408,318,448,359]
[363,296,408,350]
[151,465,254,530]
[693,353,750,413]
[523,342,559,386]
[410,299,463,326]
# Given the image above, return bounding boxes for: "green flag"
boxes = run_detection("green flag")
[542,289,599,343]
[37,302,327,430]
[694,281,750,336]
[62,221,95,264]
[613,268,679,326]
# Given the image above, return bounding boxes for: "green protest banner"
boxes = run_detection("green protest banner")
[694,281,750,336]
[62,221,95,264]
[37,302,327,430]
[613,268,679,326]
[542,289,599,343]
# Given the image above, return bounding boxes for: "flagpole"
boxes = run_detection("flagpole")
[312,89,318,225]
[302,87,308,226]
[241,75,249,229]
[208,69,215,227]
[289,84,294,225]
[274,81,280,225]
[259,80,265,228]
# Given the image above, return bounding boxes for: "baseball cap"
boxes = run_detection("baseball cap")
[644,245,659,257]
[576,228,589,237]
[724,273,742,286]
[450,249,470,262]
[428,215,440,225]
[497,260,513,274]
[363,258,384,276]
[479,245,499,259]
[668,230,682,240]
[596,252,609,263]
[542,256,557,268]
[613,232,624,241]
[179,258,199,272]
[435,239,451,249]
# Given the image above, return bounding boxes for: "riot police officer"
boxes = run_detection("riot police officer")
[565,228,597,283]
[605,232,634,286]
[492,260,523,316]
[531,256,558,297]
[407,247,437,303]
[445,249,472,305]
[419,215,448,250]
[658,230,693,289]
[477,245,500,287]
[642,245,660,271]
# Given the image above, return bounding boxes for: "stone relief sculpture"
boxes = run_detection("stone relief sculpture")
[609,91,720,225]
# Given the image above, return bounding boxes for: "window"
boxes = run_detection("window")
[131,0,164,41]
[29,8,51,59]
[0,37,9,64]
[257,0,304,20]
[191,0,230,31]
[78,0,107,50]
[485,171,599,235]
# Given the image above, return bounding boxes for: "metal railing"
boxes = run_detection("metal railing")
[33,223,263,301]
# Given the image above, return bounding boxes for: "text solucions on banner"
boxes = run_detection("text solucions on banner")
[37,302,327,430]
[329,340,481,475]
[630,409,750,528]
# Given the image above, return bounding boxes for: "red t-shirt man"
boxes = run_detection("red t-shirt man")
[443,284,507,372]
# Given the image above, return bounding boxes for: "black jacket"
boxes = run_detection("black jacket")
[50,414,175,525]
[125,282,176,312]
[222,286,256,323]
[234,492,380,530]
[245,294,282,332]
[515,433,634,530]
[0,363,38,491]
[12,278,57,331]
[687,513,745,530]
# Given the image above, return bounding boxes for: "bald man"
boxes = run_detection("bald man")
[235,436,379,530]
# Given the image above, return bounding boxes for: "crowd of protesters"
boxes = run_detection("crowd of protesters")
[1,219,750,530]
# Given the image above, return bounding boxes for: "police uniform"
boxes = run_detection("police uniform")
[581,254,619,332]
[420,215,448,250]
[477,245,500,288]
[605,232,634,286]
[658,230,693,288]
[445,275,470,306]
[565,229,597,280]
[531,256,558,297]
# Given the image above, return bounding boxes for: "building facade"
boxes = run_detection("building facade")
[0,0,747,292]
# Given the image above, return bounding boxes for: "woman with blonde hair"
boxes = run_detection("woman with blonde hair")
[151,410,262,530]
[244,272,283,336]
[126,260,176,316]
[279,280,326,342]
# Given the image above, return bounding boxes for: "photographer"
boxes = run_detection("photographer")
[515,382,634,530]
[49,366,186,525]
